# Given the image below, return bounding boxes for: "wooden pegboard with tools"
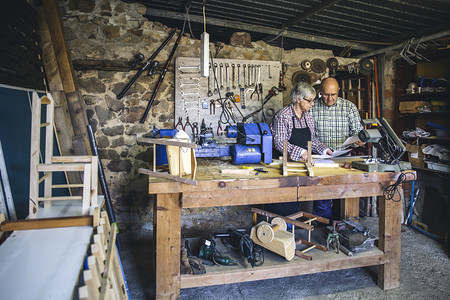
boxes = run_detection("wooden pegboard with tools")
[174,57,283,143]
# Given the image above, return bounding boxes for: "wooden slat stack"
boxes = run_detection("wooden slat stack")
[78,211,128,300]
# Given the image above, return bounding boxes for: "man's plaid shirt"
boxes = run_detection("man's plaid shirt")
[271,104,328,161]
[310,97,363,150]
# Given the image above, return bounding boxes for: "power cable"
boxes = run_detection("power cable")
[381,172,416,202]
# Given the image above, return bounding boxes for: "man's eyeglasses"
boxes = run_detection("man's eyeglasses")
[322,93,337,98]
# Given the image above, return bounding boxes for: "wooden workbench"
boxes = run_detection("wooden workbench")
[146,158,415,299]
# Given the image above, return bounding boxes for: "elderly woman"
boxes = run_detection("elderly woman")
[268,82,333,217]
[271,81,332,161]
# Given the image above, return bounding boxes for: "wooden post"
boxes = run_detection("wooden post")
[378,186,402,289]
[153,143,156,172]
[155,193,181,299]
[306,141,314,176]
[29,93,41,218]
[341,197,359,219]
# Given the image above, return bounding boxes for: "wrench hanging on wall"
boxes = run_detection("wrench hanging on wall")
[237,64,241,88]
[207,64,213,97]
[226,63,230,91]
[243,64,247,88]
[232,64,236,89]
[220,63,224,90]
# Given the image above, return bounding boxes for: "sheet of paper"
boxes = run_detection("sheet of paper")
[313,159,339,167]
[314,159,336,164]
[341,135,359,146]
[312,149,352,159]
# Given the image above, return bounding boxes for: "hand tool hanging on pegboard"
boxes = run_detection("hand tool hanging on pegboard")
[141,28,183,123]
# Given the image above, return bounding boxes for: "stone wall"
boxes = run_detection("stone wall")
[58,0,388,235]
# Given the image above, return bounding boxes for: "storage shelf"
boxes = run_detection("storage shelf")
[399,111,450,116]
[181,235,384,289]
[413,166,450,176]
[419,136,450,141]
[404,136,450,142]
[400,91,450,101]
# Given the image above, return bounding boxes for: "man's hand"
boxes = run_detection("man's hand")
[355,139,365,146]
[326,149,333,155]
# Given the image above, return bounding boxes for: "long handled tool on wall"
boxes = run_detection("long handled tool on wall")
[116,28,177,100]
[140,28,183,123]
[87,125,123,250]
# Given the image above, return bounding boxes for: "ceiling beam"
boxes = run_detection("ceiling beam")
[282,0,343,29]
[355,29,450,58]
[382,21,450,43]
[144,8,375,52]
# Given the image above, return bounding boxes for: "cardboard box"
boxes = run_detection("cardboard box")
[406,143,427,168]
[399,101,430,113]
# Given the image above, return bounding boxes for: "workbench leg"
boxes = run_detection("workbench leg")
[154,193,181,299]
[378,187,402,290]
[341,197,359,219]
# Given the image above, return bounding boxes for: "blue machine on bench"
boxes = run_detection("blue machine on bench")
[194,121,273,164]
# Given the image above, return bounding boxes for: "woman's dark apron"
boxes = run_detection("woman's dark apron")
[268,117,313,218]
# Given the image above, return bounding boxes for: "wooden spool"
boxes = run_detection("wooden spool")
[271,217,287,231]
[251,221,295,261]
[257,224,279,243]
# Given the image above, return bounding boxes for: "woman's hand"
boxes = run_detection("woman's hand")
[326,149,333,155]
[300,151,308,161]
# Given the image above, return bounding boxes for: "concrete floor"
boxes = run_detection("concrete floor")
[119,217,450,299]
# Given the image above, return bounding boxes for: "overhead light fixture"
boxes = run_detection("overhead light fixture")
[200,1,209,77]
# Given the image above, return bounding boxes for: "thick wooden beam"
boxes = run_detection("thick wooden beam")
[283,0,343,29]
[147,172,414,194]
[42,0,78,93]
[0,216,93,232]
[155,193,181,299]
[378,187,402,289]
[181,183,385,208]
[66,91,92,155]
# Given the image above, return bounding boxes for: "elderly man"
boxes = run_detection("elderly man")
[311,77,364,150]
[310,77,364,219]
[269,81,332,216]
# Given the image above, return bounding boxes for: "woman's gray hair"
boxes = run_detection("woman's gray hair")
[290,81,316,104]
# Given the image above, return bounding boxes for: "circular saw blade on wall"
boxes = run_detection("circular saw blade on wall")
[311,59,326,73]
[359,58,374,76]
[292,71,312,85]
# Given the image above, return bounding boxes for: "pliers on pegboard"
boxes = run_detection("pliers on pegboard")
[175,116,184,130]
[184,116,193,134]
[250,87,260,101]
[217,121,223,136]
